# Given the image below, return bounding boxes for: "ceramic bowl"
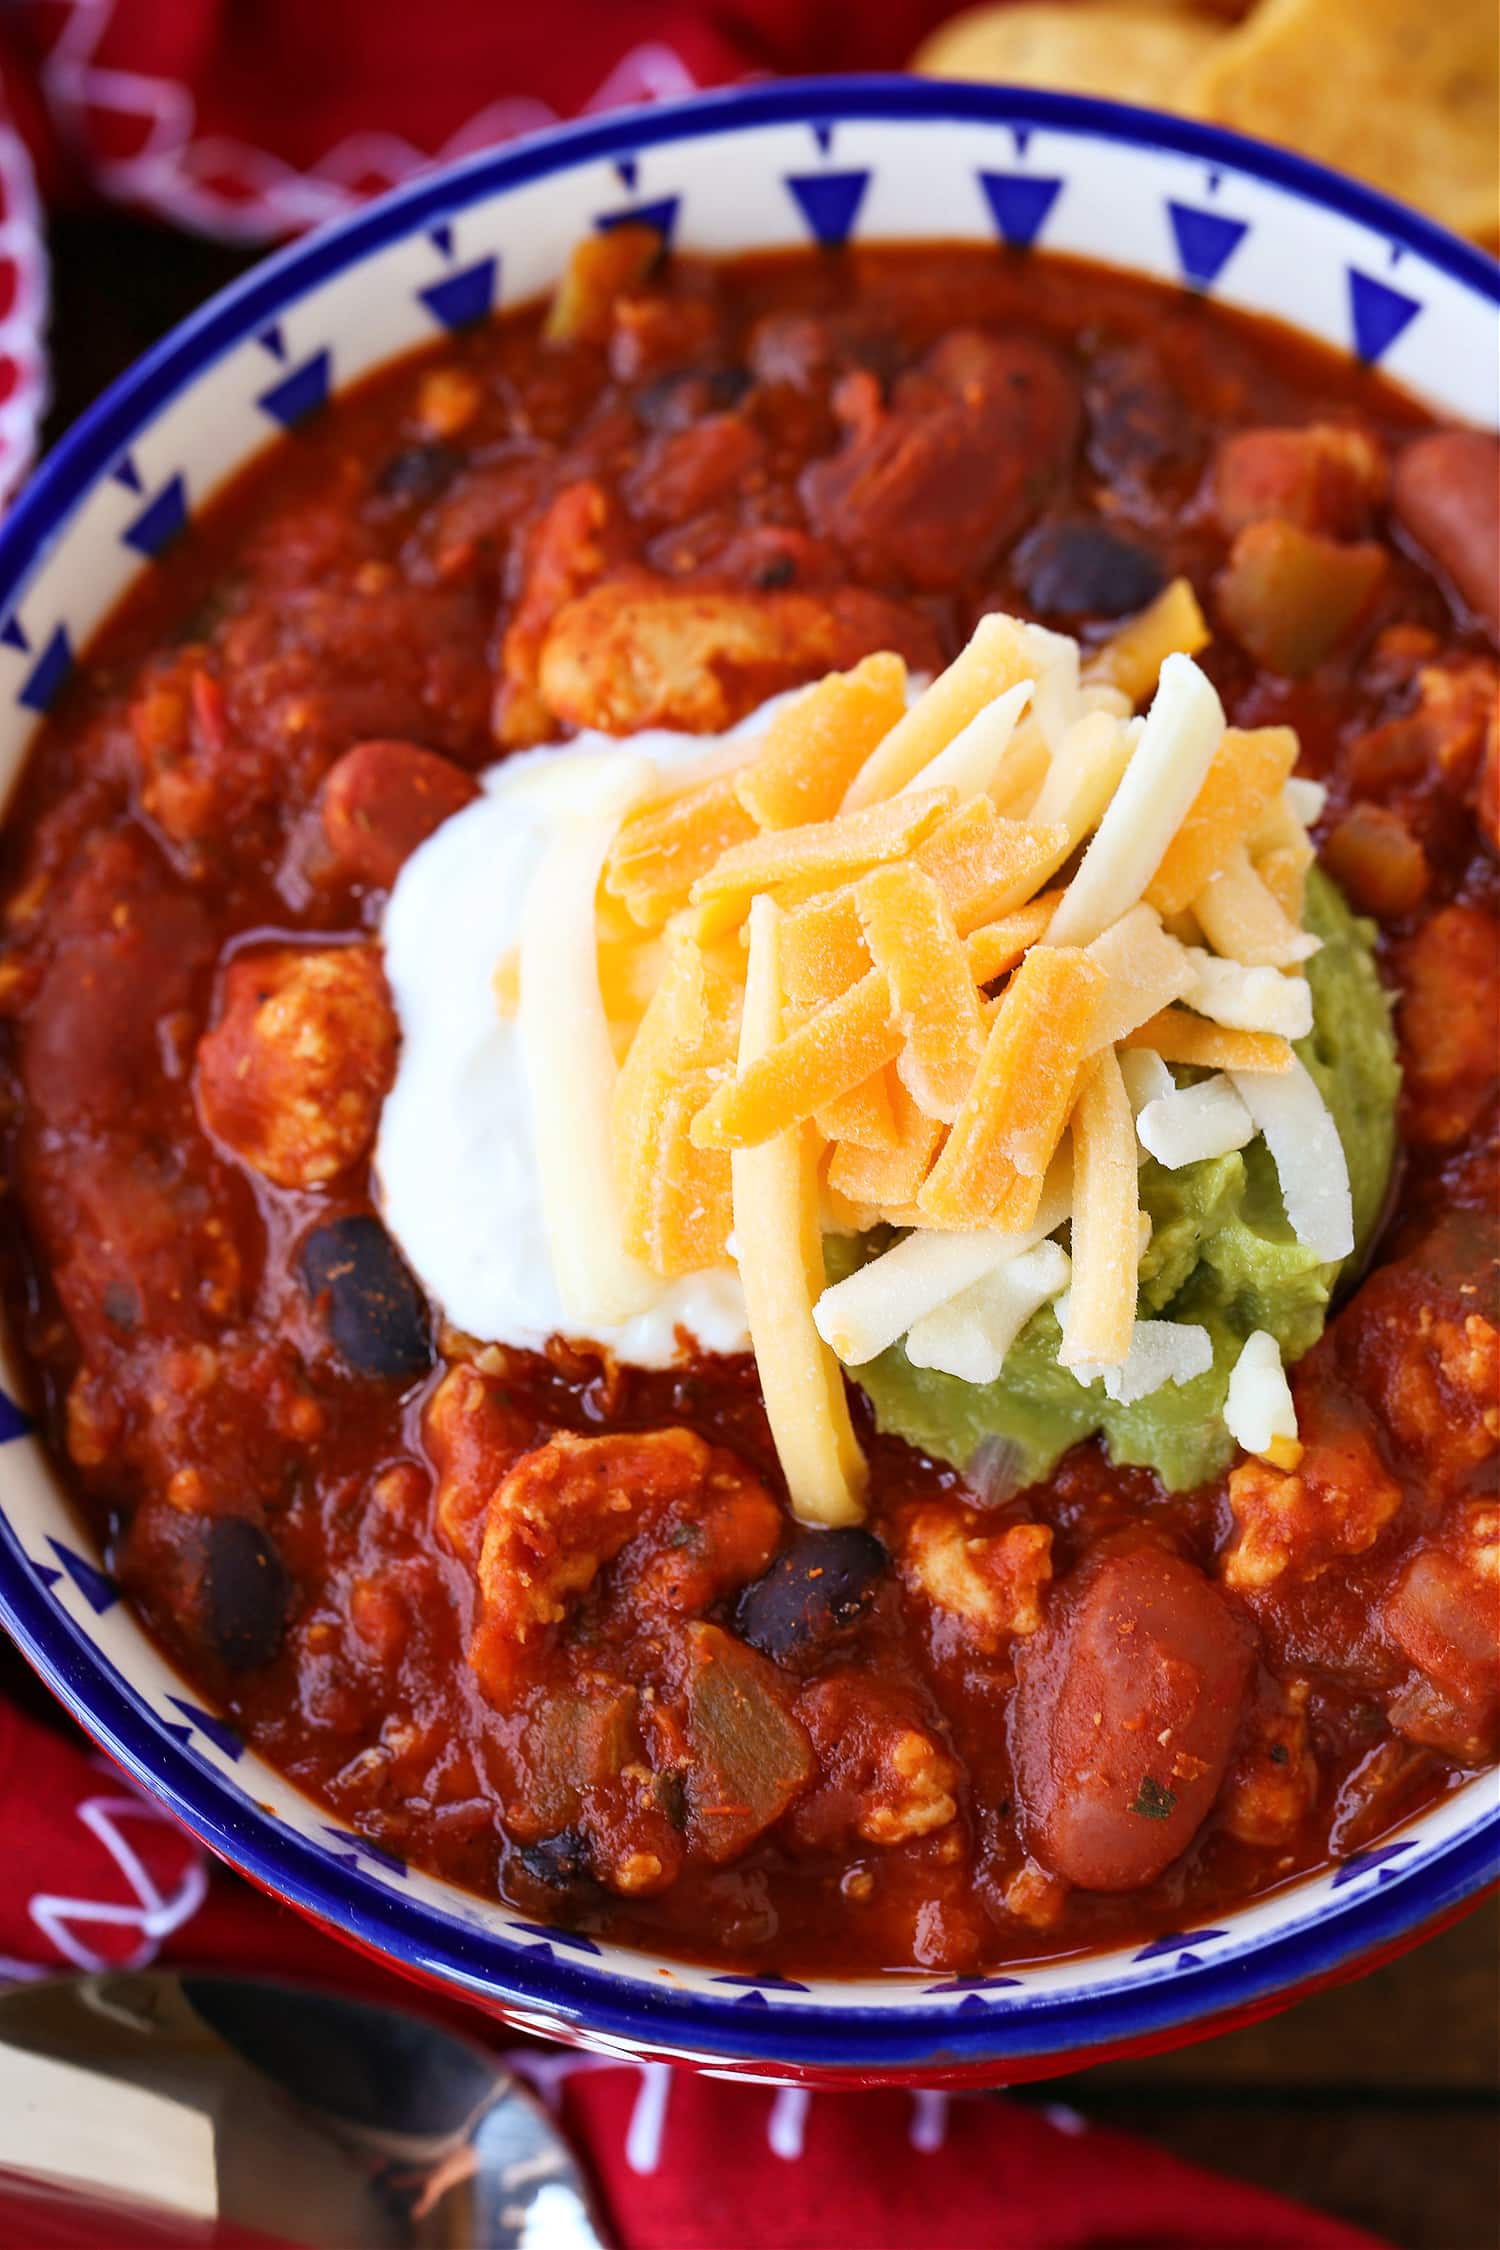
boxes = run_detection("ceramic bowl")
[0,77,1495,2085]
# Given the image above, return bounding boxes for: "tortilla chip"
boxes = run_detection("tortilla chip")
[1188,0,1499,246]
[916,4,1222,114]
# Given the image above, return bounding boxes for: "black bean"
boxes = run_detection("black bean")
[373,441,463,502]
[705,365,753,411]
[203,1516,290,1671]
[1014,519,1168,620]
[634,365,751,430]
[735,1527,888,1666]
[299,1215,433,1382]
[508,1830,599,1907]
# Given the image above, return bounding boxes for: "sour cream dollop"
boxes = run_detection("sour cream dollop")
[376,706,799,1365]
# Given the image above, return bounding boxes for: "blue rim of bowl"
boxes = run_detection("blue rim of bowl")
[0,76,1495,2072]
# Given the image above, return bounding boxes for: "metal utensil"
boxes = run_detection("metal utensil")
[0,1968,611,2247]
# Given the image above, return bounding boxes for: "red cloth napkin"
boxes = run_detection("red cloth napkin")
[0,9,1397,2244]
[0,1695,1392,2250]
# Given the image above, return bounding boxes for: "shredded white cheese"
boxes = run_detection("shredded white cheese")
[1183,950,1314,1040]
[1119,1047,1175,1118]
[1283,777,1328,827]
[1229,1057,1354,1262]
[1047,654,1227,946]
[814,1159,1072,1367]
[1136,1073,1256,1169]
[1085,904,1196,1049]
[1021,621,1083,754]
[1067,1316,1216,1405]
[898,680,1032,800]
[904,1239,1071,1385]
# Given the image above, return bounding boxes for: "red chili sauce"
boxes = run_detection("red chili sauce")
[0,244,1494,1976]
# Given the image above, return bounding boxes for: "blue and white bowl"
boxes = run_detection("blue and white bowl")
[0,78,1494,2084]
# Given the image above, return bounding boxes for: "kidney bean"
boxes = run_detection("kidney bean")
[735,1527,888,1668]
[1010,1543,1255,1891]
[373,441,464,502]
[203,1515,291,1671]
[319,738,479,890]
[300,1214,433,1383]
[1392,431,1500,642]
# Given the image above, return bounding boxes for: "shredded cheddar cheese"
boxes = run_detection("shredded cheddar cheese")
[509,599,1339,1520]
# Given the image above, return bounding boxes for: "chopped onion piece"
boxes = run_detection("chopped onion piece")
[1225,1329,1300,1458]
[1068,1317,1215,1405]
[1229,1058,1354,1261]
[1136,1072,1255,1168]
[1184,950,1314,1039]
[905,1239,1071,1385]
[1047,654,1226,947]
[814,1157,1071,1365]
[965,1433,1028,1507]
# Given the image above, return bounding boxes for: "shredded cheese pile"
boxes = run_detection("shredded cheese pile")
[499,580,1348,1524]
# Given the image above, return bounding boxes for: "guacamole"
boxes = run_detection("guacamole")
[833,867,1399,1492]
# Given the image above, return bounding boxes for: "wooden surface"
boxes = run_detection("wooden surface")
[12,208,1500,2250]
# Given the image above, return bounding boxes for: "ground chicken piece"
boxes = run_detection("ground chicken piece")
[423,1361,532,1561]
[535,577,940,735]
[131,655,231,848]
[1384,1503,1500,1764]
[195,943,397,1189]
[1003,1859,1068,1933]
[468,1426,779,1707]
[789,1673,960,1850]
[1480,692,1500,853]
[1224,1403,1402,1592]
[494,480,613,745]
[1363,1298,1499,1481]
[1395,903,1499,1147]
[1347,653,1498,805]
[1219,1678,1318,1849]
[899,1507,1053,1651]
